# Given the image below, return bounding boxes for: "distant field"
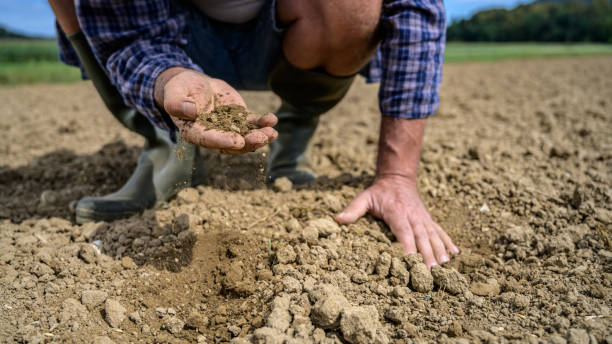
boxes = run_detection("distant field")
[444,43,612,62]
[1,40,612,85]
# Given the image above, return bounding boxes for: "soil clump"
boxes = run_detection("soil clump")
[196,104,257,136]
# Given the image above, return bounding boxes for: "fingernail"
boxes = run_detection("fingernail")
[441,255,449,263]
[182,102,196,118]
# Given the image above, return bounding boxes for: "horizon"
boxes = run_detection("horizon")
[0,0,531,38]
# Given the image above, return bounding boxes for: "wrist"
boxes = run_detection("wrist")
[374,172,417,187]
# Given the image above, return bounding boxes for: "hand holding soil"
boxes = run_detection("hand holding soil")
[156,68,278,154]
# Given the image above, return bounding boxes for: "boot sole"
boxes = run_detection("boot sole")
[75,208,142,224]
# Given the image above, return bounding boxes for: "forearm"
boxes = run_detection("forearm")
[375,116,427,185]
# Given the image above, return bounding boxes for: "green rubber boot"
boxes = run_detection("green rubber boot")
[67,31,205,224]
[267,57,354,185]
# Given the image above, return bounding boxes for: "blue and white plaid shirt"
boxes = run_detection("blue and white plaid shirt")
[57,0,445,133]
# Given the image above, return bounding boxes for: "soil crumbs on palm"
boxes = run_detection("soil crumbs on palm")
[197,104,256,136]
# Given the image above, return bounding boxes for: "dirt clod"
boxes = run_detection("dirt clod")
[104,299,126,328]
[81,290,108,309]
[310,284,349,329]
[409,262,434,292]
[431,266,468,295]
[196,104,256,136]
[340,305,388,344]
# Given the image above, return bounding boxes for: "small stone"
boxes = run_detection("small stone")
[307,218,340,237]
[196,335,207,343]
[431,266,468,295]
[141,324,151,335]
[128,312,141,324]
[104,299,126,328]
[276,246,297,264]
[409,263,434,293]
[470,282,501,297]
[163,316,185,334]
[567,328,589,344]
[81,290,108,308]
[340,305,388,344]
[167,307,177,315]
[273,177,293,192]
[92,336,115,344]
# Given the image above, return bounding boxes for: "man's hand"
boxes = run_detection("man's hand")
[336,175,459,268]
[335,116,459,268]
[154,67,278,154]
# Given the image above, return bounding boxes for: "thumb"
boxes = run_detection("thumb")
[336,192,370,224]
[163,70,213,120]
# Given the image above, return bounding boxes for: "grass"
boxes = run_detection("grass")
[444,42,612,63]
[1,39,611,85]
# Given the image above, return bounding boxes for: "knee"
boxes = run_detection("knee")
[279,0,381,72]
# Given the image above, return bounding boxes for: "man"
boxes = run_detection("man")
[49,0,459,268]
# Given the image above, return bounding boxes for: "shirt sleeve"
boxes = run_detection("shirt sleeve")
[76,0,203,133]
[378,0,446,119]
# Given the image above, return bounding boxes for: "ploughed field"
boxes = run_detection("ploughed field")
[0,57,610,343]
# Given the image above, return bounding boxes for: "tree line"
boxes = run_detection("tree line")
[447,0,612,42]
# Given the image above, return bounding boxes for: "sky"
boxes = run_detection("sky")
[0,0,531,38]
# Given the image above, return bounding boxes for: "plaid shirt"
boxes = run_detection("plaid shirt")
[58,0,445,133]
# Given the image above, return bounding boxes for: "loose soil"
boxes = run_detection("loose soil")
[197,105,256,136]
[0,57,611,344]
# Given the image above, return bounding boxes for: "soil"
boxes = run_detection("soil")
[197,105,257,136]
[1,57,611,344]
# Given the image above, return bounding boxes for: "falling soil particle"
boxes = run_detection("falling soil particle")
[196,104,256,136]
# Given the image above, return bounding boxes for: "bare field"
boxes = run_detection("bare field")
[0,57,611,343]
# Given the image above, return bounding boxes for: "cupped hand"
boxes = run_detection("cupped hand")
[335,175,459,268]
[156,68,278,154]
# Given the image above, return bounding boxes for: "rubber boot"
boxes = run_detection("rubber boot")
[67,31,205,224]
[267,56,354,184]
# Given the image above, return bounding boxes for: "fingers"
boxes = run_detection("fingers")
[336,192,370,224]
[242,130,269,152]
[257,127,278,143]
[434,222,460,255]
[425,222,450,265]
[247,112,278,128]
[175,119,245,150]
[385,213,417,255]
[413,222,438,269]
